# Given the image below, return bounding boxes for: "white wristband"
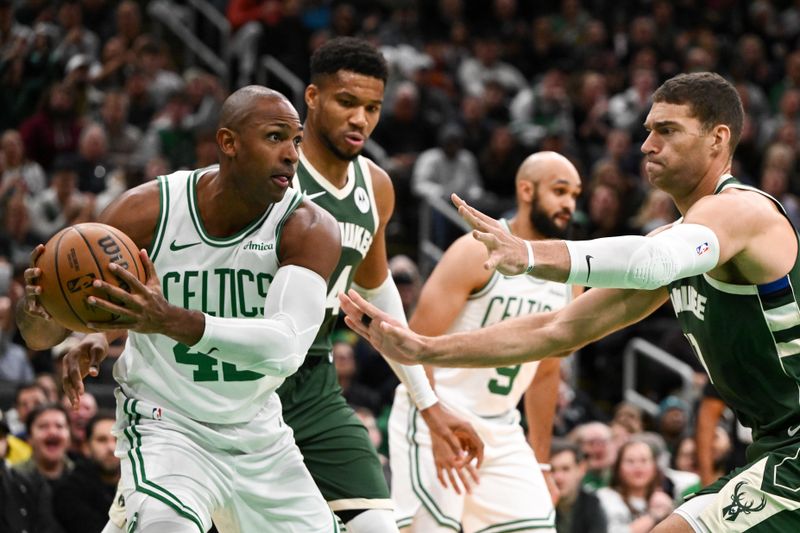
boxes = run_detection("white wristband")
[524,240,535,275]
[539,463,552,472]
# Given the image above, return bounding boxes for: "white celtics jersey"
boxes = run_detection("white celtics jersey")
[113,166,304,424]
[434,228,572,418]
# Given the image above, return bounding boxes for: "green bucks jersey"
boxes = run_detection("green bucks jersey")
[293,151,379,361]
[668,175,800,459]
[114,166,303,424]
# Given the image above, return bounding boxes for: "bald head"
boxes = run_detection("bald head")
[219,86,292,132]
[515,151,580,186]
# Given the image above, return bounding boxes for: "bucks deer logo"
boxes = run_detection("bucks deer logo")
[721,481,767,521]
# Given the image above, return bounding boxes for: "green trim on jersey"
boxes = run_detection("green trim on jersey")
[407,404,462,531]
[148,175,170,263]
[473,513,556,533]
[122,399,205,532]
[187,168,277,247]
[668,176,800,461]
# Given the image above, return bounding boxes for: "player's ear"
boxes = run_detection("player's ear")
[217,128,236,158]
[517,179,534,203]
[710,124,731,157]
[305,84,319,110]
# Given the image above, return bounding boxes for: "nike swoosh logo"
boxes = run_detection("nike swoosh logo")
[304,190,326,201]
[170,240,201,251]
[789,423,800,437]
[585,255,594,282]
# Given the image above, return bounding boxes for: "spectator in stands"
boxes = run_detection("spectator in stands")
[0,290,33,384]
[62,390,96,456]
[75,122,113,194]
[573,71,611,170]
[667,436,701,502]
[0,128,47,197]
[26,154,95,242]
[574,421,615,490]
[657,395,690,458]
[458,94,492,157]
[596,439,674,533]
[334,338,381,416]
[124,67,156,131]
[630,188,679,235]
[135,38,184,109]
[0,418,63,533]
[553,367,606,437]
[412,121,483,203]
[458,33,526,99]
[91,35,130,91]
[578,182,630,239]
[98,90,141,169]
[113,0,142,48]
[761,88,800,147]
[0,180,37,270]
[53,0,99,65]
[551,439,607,533]
[389,254,422,317]
[19,82,82,170]
[182,68,225,136]
[53,411,118,533]
[5,381,46,438]
[81,0,115,44]
[510,68,574,150]
[608,68,656,136]
[14,403,73,485]
[35,372,59,404]
[354,406,390,485]
[478,124,527,211]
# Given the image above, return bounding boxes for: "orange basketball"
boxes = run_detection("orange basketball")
[35,223,145,333]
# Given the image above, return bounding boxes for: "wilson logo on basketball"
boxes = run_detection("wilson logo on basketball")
[97,235,131,270]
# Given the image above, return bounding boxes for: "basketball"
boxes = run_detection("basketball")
[35,222,145,333]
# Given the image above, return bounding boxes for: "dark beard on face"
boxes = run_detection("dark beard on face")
[322,133,359,162]
[530,204,570,239]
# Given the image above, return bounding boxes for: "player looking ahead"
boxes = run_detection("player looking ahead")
[343,72,800,532]
[390,151,581,532]
[18,86,341,532]
[280,37,483,533]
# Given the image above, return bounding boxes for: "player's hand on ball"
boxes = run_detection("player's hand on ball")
[62,332,109,409]
[23,244,52,320]
[452,193,530,276]
[421,403,483,494]
[86,249,171,334]
[339,290,427,364]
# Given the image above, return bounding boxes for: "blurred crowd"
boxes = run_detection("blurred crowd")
[1,0,798,531]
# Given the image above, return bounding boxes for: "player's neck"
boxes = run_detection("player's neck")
[508,216,543,241]
[300,134,350,189]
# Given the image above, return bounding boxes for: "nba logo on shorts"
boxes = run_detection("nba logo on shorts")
[152,407,163,420]
[696,242,710,255]
[354,187,370,213]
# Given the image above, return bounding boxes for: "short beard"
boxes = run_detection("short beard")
[529,202,570,239]
[322,133,359,162]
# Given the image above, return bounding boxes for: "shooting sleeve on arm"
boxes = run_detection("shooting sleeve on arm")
[353,273,439,410]
[564,223,720,290]
[191,265,326,377]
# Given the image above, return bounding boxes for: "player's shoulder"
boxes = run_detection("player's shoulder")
[435,232,495,288]
[362,156,393,196]
[97,179,162,249]
[690,185,783,225]
[286,196,340,242]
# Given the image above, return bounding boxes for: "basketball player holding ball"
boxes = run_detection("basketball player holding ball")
[17,87,342,532]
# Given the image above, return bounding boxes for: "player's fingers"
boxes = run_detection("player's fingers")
[88,344,105,376]
[435,464,449,491]
[140,249,158,282]
[62,356,84,408]
[465,462,480,485]
[343,315,369,340]
[446,467,463,495]
[86,295,137,318]
[92,280,140,307]
[29,243,45,267]
[107,262,146,293]
[454,465,474,495]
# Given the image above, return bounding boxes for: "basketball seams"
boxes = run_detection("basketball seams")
[54,227,91,331]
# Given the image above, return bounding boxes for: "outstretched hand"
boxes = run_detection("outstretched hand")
[338,290,427,365]
[62,332,109,409]
[86,249,171,334]
[451,193,530,276]
[420,403,483,494]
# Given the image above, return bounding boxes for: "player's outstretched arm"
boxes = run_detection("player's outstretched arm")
[341,284,669,368]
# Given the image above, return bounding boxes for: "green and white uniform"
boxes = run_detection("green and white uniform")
[112,167,335,532]
[672,176,800,532]
[390,224,564,532]
[277,152,392,513]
